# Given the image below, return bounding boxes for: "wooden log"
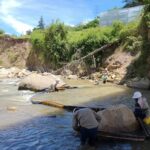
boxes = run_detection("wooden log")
[53,41,119,74]
[137,118,150,139]
[31,99,105,111]
[40,100,64,108]
[97,130,145,141]
[98,130,145,139]
[98,133,145,142]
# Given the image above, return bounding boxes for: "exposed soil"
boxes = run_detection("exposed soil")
[0,36,32,68]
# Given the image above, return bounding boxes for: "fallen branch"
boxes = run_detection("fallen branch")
[54,41,119,74]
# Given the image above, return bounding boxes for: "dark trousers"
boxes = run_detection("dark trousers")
[80,127,97,146]
[134,108,146,119]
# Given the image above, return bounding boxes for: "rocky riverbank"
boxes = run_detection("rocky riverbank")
[0,66,150,91]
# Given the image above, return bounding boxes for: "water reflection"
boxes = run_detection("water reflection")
[0,112,79,150]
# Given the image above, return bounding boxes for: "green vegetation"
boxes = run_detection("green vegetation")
[0,60,3,65]
[123,0,143,8]
[123,0,150,8]
[29,4,149,77]
[37,16,45,29]
[1,2,149,78]
[44,21,68,68]
[30,29,45,51]
[73,17,100,31]
[132,3,150,77]
[0,29,4,35]
[29,19,140,70]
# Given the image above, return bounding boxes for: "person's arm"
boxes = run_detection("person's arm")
[143,98,149,109]
[138,98,149,109]
[93,111,101,121]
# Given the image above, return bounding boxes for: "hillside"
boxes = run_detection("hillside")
[0,36,31,68]
[0,4,149,89]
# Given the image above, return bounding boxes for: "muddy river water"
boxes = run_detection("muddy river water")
[0,78,150,150]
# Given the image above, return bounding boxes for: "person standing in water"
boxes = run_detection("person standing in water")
[132,91,149,119]
[72,108,100,149]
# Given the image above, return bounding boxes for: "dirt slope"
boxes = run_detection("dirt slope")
[0,36,32,68]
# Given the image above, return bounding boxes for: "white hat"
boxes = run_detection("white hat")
[132,91,142,99]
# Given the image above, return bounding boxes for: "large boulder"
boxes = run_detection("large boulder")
[18,73,67,91]
[97,105,138,133]
[127,78,150,90]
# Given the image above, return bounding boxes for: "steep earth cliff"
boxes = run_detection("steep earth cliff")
[0,36,31,68]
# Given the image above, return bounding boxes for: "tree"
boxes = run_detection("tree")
[123,0,143,7]
[44,21,68,68]
[83,17,100,29]
[26,30,32,35]
[0,29,4,35]
[37,16,45,29]
[75,17,100,31]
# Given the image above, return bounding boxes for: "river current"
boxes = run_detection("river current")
[0,78,150,150]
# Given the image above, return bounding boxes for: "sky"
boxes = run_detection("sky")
[0,0,124,35]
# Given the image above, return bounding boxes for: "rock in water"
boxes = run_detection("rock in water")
[18,73,67,92]
[97,104,138,133]
[127,78,150,90]
[7,106,17,111]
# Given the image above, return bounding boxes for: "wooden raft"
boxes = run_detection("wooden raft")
[31,99,150,141]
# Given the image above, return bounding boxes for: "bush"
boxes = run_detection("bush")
[125,35,143,55]
[30,29,45,51]
[44,21,68,68]
[67,26,113,60]
[111,21,124,37]
[74,17,100,31]
[0,29,4,35]
[119,21,139,41]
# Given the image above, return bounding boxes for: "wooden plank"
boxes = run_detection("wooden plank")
[31,99,105,111]
[97,130,145,141]
[98,134,145,142]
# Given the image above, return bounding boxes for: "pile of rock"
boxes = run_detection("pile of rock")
[89,69,123,84]
[0,67,69,92]
[0,67,31,79]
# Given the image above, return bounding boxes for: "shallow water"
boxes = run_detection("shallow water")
[0,78,150,150]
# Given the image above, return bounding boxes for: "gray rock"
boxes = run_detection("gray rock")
[7,106,17,111]
[127,78,150,90]
[97,104,138,133]
[18,73,67,92]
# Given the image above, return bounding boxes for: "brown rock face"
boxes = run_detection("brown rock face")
[97,105,138,133]
[0,36,31,68]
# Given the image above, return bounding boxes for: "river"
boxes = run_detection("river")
[0,78,150,150]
